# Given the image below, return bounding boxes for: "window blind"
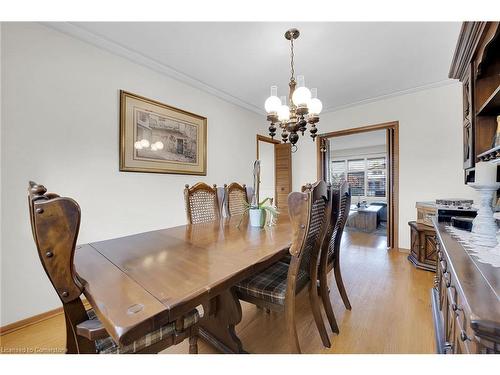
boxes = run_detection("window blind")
[347,159,365,196]
[367,157,386,197]
[330,160,346,188]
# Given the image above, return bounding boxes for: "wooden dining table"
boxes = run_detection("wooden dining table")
[74,214,292,354]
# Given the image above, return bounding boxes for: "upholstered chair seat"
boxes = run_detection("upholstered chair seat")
[235,261,308,305]
[89,308,200,354]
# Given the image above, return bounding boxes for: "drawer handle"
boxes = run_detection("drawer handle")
[443,342,453,354]
[440,259,447,272]
[444,272,451,288]
[460,330,470,342]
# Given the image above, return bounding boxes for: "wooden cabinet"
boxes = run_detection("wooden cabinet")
[431,219,500,354]
[449,22,500,182]
[408,221,437,272]
[462,66,474,170]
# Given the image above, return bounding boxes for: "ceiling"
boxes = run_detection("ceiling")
[49,22,462,114]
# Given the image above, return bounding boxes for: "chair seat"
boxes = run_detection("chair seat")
[235,261,309,305]
[87,308,199,354]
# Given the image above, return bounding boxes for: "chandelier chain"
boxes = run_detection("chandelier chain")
[290,38,295,81]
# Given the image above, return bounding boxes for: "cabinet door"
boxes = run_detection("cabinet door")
[444,274,456,353]
[463,65,474,170]
[423,233,438,267]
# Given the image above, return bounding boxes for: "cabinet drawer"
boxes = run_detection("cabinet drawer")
[455,315,472,354]
[444,273,476,354]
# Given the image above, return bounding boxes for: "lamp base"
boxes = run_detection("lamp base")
[468,182,500,247]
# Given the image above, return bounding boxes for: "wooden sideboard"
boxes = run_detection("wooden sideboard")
[449,22,500,182]
[431,219,500,354]
[408,221,437,272]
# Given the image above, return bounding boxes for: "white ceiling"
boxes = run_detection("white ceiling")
[49,22,461,114]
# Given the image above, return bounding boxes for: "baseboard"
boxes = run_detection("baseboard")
[0,299,91,336]
[398,247,410,253]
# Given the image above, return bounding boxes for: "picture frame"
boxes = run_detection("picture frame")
[119,90,207,175]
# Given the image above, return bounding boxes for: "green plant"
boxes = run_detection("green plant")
[237,198,279,228]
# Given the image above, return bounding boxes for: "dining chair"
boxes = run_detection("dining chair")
[184,182,221,224]
[235,180,332,353]
[224,182,249,217]
[318,181,352,334]
[28,181,200,354]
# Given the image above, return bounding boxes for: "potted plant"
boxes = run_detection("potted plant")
[238,160,279,228]
[240,198,279,228]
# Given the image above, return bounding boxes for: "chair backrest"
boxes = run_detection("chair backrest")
[184,182,221,224]
[287,180,331,292]
[224,182,248,217]
[321,180,351,267]
[28,181,93,353]
[28,181,85,303]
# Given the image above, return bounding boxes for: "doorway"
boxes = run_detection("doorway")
[256,135,292,210]
[316,121,399,250]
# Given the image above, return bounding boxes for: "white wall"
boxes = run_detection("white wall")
[0,23,261,325]
[0,22,3,326]
[281,83,476,250]
[330,129,386,151]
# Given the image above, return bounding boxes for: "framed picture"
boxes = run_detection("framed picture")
[120,90,207,175]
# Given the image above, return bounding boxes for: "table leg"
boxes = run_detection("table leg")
[199,287,246,354]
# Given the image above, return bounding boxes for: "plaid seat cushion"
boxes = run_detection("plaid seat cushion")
[86,308,199,354]
[235,260,309,305]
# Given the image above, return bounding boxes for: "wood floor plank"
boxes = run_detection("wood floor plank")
[0,231,435,354]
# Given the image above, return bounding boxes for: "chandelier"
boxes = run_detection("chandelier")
[264,28,323,152]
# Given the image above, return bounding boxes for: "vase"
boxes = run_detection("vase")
[249,208,266,228]
[468,182,500,247]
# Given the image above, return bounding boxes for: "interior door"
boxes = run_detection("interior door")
[386,128,396,249]
[275,143,292,210]
[258,140,276,204]
[322,138,331,183]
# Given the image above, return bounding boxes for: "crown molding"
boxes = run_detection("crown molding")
[42,22,265,115]
[322,79,459,114]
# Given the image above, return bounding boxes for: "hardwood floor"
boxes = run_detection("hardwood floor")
[0,231,435,354]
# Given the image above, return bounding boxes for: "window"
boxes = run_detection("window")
[330,160,346,188]
[347,159,365,196]
[330,155,386,198]
[367,157,386,197]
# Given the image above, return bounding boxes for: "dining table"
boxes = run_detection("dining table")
[74,213,292,354]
